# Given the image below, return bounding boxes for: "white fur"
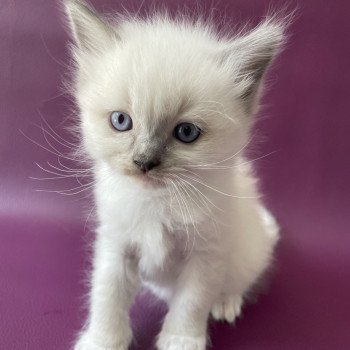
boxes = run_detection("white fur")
[64,1,284,349]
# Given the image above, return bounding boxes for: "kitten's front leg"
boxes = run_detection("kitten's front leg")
[75,229,139,350]
[157,255,223,350]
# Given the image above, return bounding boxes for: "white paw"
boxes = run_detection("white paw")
[157,332,206,350]
[74,331,130,350]
[211,294,244,323]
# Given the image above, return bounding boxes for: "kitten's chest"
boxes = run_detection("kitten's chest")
[102,191,181,273]
[130,204,185,276]
[96,176,198,276]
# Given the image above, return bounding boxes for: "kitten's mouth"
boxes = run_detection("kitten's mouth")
[124,169,165,188]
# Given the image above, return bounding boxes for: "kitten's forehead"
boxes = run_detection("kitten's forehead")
[131,86,191,133]
[121,43,219,128]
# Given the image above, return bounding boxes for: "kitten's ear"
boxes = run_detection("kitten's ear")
[222,18,286,109]
[64,0,118,53]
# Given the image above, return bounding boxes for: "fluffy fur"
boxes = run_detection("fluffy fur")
[63,1,285,349]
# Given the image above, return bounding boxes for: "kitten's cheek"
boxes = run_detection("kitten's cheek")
[106,154,132,173]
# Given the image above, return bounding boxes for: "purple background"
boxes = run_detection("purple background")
[1,0,350,349]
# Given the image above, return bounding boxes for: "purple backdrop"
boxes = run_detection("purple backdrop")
[1,0,350,349]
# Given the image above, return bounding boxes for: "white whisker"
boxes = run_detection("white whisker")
[32,121,72,150]
[179,173,258,199]
[38,111,77,148]
[47,160,89,175]
[57,157,88,172]
[174,178,208,243]
[19,129,82,163]
[170,173,223,213]
[189,133,255,169]
[35,182,95,196]
[168,179,192,255]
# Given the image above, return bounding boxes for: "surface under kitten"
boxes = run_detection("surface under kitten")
[64,1,284,349]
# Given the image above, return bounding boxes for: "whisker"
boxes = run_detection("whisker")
[84,204,96,233]
[38,122,74,160]
[193,150,278,170]
[35,182,95,196]
[19,129,83,163]
[57,157,88,173]
[183,150,278,172]
[174,178,208,243]
[34,162,75,178]
[232,150,279,168]
[179,173,258,199]
[168,179,191,254]
[189,133,256,169]
[47,160,89,175]
[170,173,223,213]
[180,181,213,217]
[31,121,72,150]
[33,162,89,182]
[30,174,81,181]
[173,179,197,255]
[40,33,70,70]
[38,111,78,148]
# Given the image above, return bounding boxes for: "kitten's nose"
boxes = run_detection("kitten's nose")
[133,159,161,173]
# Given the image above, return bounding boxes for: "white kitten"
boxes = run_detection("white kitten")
[64,1,285,349]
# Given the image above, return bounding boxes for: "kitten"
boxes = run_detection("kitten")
[64,1,285,349]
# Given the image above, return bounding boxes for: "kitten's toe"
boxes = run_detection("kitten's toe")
[157,333,206,350]
[211,294,243,323]
[74,331,130,350]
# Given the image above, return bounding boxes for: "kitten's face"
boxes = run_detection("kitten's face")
[77,42,247,185]
[66,2,283,186]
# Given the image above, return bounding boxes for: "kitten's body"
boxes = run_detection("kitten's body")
[95,159,278,305]
[64,1,284,349]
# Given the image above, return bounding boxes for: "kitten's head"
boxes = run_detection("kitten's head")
[64,0,285,187]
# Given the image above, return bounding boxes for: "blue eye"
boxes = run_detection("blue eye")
[174,123,201,143]
[110,111,133,131]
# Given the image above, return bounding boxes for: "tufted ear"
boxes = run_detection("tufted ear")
[64,0,119,53]
[221,18,286,109]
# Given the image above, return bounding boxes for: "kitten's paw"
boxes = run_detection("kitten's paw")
[157,332,206,350]
[74,331,130,350]
[211,294,243,323]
